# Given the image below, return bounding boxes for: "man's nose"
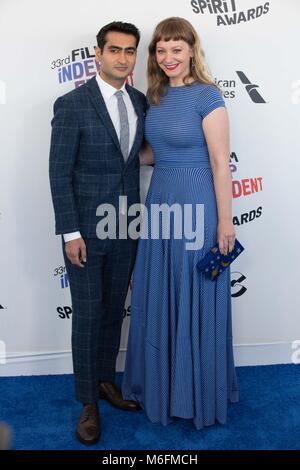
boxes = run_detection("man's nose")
[118,51,127,63]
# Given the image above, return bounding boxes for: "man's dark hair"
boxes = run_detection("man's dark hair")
[96,21,140,50]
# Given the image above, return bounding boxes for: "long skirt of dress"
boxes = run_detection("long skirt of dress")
[122,165,239,430]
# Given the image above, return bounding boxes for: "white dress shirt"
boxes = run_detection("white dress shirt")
[64,74,138,242]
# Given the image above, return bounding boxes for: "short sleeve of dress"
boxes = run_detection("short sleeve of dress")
[196,84,226,119]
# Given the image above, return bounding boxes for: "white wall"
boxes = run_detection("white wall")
[0,0,300,376]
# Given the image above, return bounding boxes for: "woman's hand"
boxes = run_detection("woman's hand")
[139,141,154,166]
[217,220,236,256]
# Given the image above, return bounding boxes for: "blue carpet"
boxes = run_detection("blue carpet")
[0,364,299,450]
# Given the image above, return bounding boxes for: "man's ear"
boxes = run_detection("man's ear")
[95,46,102,63]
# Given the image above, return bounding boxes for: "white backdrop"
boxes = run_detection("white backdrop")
[1,0,300,375]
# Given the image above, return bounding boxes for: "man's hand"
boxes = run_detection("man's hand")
[65,238,87,268]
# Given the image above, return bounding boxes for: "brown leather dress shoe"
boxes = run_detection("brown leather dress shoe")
[76,404,100,445]
[99,382,140,411]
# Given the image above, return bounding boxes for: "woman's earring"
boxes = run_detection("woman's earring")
[191,57,195,69]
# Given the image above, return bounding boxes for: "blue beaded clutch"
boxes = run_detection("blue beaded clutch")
[197,239,244,281]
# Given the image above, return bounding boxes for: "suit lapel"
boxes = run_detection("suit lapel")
[86,77,144,167]
[125,84,144,167]
[86,76,122,158]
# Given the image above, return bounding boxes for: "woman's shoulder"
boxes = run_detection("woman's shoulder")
[193,82,226,118]
[192,82,223,98]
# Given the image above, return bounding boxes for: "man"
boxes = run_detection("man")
[49,21,147,445]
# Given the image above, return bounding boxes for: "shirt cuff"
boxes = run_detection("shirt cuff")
[63,231,82,242]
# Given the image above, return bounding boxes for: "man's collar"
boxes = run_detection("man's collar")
[96,73,126,99]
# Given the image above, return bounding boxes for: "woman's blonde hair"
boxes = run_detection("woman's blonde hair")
[147,17,218,105]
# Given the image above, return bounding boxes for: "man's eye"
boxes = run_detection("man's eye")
[127,50,135,55]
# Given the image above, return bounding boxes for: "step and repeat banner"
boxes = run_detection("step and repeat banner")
[0,0,300,375]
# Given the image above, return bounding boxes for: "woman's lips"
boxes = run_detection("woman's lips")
[164,63,179,71]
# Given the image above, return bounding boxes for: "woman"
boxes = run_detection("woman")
[122,17,239,430]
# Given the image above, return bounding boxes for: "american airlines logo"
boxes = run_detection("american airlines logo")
[236,71,266,103]
[216,72,266,102]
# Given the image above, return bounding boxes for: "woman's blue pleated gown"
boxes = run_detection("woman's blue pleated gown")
[122,83,239,429]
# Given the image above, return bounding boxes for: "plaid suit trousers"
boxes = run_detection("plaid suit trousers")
[63,236,137,404]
